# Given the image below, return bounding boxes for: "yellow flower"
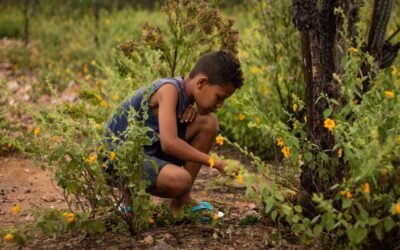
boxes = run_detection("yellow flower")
[355,77,361,81]
[236,174,244,184]
[33,127,40,136]
[281,146,290,158]
[255,117,260,124]
[292,103,298,112]
[113,94,120,101]
[363,182,370,194]
[109,151,116,161]
[86,154,97,165]
[338,148,343,158]
[340,191,346,196]
[276,137,284,147]
[212,213,219,221]
[65,67,71,74]
[395,202,400,214]
[82,64,88,73]
[51,135,59,142]
[12,204,21,215]
[148,217,155,224]
[91,60,96,66]
[85,75,91,81]
[100,100,108,108]
[384,90,395,98]
[293,121,299,129]
[95,123,101,130]
[348,47,358,53]
[208,157,215,168]
[238,50,249,60]
[250,66,262,74]
[392,66,398,76]
[324,118,336,131]
[215,134,224,146]
[346,191,352,199]
[239,113,245,121]
[63,212,75,223]
[3,233,13,242]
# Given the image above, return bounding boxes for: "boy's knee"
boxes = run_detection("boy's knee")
[199,113,219,136]
[170,170,192,197]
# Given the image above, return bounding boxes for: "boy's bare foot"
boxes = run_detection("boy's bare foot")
[169,196,198,215]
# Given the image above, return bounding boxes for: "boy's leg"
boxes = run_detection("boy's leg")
[171,113,218,207]
[148,113,218,212]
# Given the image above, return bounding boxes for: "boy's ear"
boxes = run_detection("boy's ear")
[195,75,209,89]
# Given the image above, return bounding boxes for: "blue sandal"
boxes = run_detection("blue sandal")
[191,201,214,222]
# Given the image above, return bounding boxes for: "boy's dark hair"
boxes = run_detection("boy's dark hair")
[189,50,244,88]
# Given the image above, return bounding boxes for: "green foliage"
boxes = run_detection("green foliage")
[218,0,303,158]
[116,0,239,78]
[0,7,23,39]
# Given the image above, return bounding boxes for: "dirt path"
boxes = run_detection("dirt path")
[0,157,67,228]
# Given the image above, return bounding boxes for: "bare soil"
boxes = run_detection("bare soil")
[0,154,302,250]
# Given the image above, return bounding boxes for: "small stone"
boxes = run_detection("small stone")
[162,233,173,241]
[23,188,31,194]
[247,203,257,210]
[243,210,260,219]
[24,168,30,173]
[41,195,56,202]
[143,235,154,245]
[153,241,170,250]
[25,214,35,222]
[209,168,219,177]
[23,94,30,101]
[7,81,19,92]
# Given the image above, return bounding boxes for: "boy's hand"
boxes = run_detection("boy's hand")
[213,159,227,175]
[179,105,196,123]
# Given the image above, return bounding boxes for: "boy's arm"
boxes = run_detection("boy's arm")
[157,84,210,166]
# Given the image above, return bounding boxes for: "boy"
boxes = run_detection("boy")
[106,50,243,213]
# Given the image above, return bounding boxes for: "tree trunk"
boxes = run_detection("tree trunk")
[23,0,29,46]
[94,0,100,48]
[292,0,399,215]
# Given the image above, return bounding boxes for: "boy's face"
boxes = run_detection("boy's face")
[194,76,237,115]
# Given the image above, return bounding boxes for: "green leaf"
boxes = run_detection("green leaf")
[323,108,332,118]
[294,205,303,213]
[384,217,395,232]
[374,223,383,240]
[313,224,323,237]
[342,199,352,209]
[322,213,335,232]
[368,217,379,226]
[346,227,367,244]
[271,209,278,221]
[304,152,313,162]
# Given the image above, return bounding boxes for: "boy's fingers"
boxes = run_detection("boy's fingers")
[188,110,196,122]
[180,110,189,122]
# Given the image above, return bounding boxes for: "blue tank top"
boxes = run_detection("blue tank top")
[105,76,189,148]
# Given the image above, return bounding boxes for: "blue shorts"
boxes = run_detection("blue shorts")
[105,122,188,190]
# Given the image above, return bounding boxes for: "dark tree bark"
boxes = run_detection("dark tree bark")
[292,0,399,215]
[23,0,30,46]
[94,0,100,48]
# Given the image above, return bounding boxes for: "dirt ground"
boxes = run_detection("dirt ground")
[0,153,303,250]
